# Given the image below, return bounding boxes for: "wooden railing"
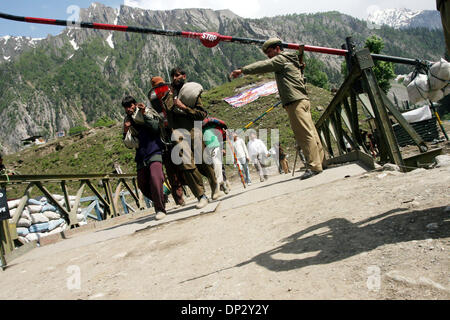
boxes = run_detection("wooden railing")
[0,173,146,268]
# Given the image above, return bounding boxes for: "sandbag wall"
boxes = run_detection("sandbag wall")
[7,195,88,245]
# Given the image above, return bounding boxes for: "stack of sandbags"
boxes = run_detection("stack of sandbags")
[404,58,450,104]
[8,194,88,245]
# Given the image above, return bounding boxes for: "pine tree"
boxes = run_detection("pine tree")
[365,35,396,94]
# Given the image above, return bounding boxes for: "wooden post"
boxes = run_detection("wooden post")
[357,48,405,171]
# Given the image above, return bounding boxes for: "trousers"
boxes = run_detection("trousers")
[285,99,325,172]
[137,161,166,213]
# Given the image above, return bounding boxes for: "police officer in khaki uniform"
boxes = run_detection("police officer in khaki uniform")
[230,38,325,180]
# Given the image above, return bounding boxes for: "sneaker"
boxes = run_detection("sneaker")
[155,211,166,220]
[195,195,209,209]
[260,176,265,182]
[300,169,322,180]
[247,181,252,186]
[212,188,224,200]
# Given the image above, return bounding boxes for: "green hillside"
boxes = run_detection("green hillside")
[3,76,334,183]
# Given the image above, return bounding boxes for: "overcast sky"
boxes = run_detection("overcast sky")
[0,0,437,38]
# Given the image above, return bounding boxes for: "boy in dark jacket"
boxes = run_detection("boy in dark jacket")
[122,95,167,220]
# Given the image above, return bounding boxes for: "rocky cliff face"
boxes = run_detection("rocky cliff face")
[0,3,445,153]
[0,36,43,64]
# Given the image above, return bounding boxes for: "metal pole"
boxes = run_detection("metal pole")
[429,101,449,141]
[0,11,433,65]
[242,101,282,131]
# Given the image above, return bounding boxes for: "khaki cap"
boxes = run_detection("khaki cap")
[262,37,282,52]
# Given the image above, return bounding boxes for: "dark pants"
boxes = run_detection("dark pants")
[137,161,166,213]
[162,151,185,205]
[182,168,206,199]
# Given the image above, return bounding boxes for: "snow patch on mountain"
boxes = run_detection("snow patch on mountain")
[106,34,114,49]
[114,8,120,25]
[70,39,79,50]
[367,8,441,30]
[1,36,11,44]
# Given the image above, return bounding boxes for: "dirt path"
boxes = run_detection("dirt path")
[0,161,449,300]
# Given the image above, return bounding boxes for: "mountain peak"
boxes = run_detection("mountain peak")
[367,8,441,30]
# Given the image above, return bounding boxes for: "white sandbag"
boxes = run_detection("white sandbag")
[10,207,31,220]
[48,218,65,231]
[69,195,77,201]
[429,89,444,102]
[28,231,52,240]
[178,82,203,107]
[429,58,450,90]
[29,222,49,233]
[16,227,29,236]
[25,232,41,242]
[18,236,29,245]
[27,204,43,214]
[37,232,51,239]
[7,199,20,210]
[52,194,64,201]
[48,226,64,235]
[42,211,61,220]
[401,105,433,123]
[42,203,57,212]
[407,74,430,104]
[76,213,86,222]
[28,198,44,206]
[22,209,31,220]
[30,213,50,224]
[131,106,158,125]
[8,208,16,218]
[17,218,32,228]
[78,220,88,226]
[124,127,139,149]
